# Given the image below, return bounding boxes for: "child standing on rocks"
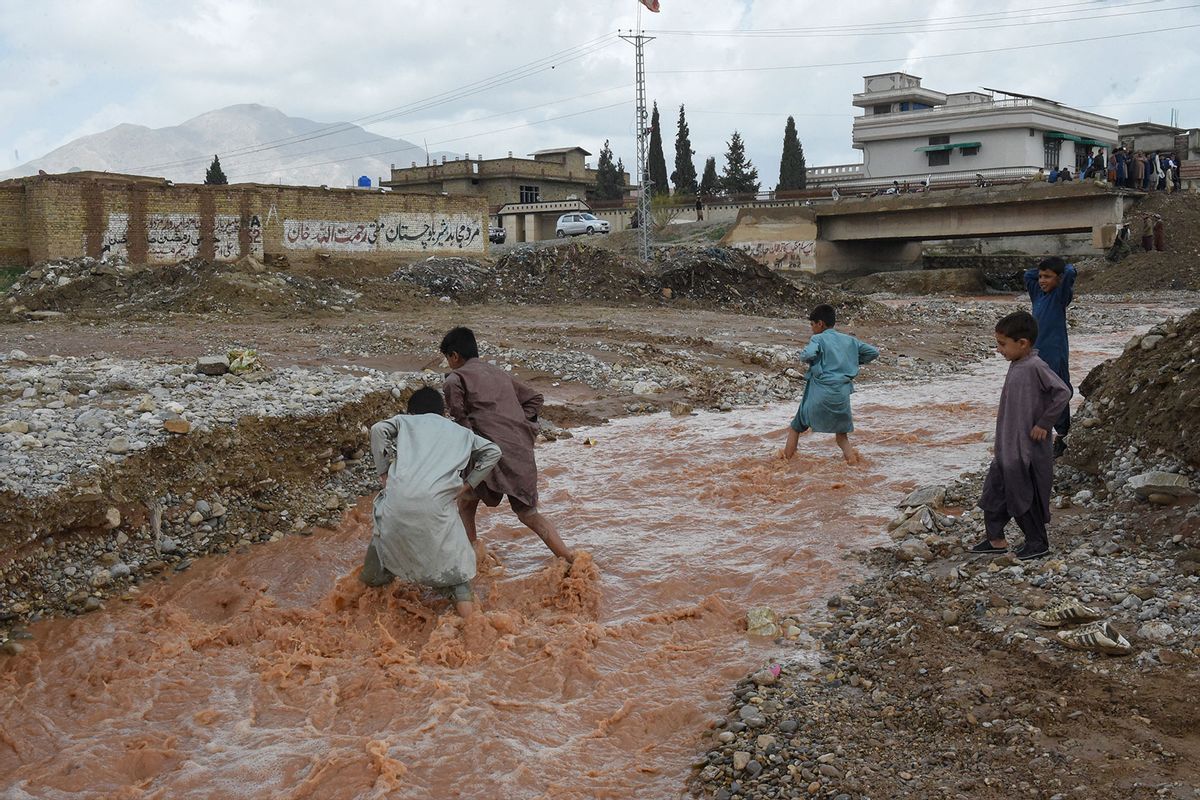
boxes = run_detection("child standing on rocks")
[364,388,501,618]
[782,304,879,465]
[972,312,1071,561]
[440,326,574,562]
[1025,256,1077,457]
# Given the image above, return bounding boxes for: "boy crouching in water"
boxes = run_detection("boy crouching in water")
[783,304,879,464]
[362,387,502,618]
[973,312,1070,561]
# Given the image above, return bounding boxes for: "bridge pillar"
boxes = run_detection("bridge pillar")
[813,240,923,276]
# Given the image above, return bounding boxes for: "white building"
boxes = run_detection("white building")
[808,73,1118,188]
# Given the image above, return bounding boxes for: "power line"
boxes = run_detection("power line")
[222,83,634,176]
[643,3,1198,39]
[130,32,622,173]
[645,0,1169,35]
[232,101,629,180]
[650,24,1200,75]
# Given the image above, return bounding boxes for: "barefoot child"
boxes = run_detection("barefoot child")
[1024,256,1077,457]
[972,312,1070,561]
[363,387,502,618]
[783,304,879,464]
[440,326,575,562]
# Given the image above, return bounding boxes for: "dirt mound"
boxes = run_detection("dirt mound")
[5,257,360,318]
[1077,192,1200,292]
[387,256,491,299]
[655,246,886,317]
[1067,308,1200,471]
[385,244,887,318]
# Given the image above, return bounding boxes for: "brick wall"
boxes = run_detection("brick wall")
[0,185,27,267]
[12,174,489,268]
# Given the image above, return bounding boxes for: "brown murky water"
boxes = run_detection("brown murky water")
[0,332,1136,799]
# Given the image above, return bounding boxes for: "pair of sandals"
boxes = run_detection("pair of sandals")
[1030,597,1132,656]
[969,540,1049,561]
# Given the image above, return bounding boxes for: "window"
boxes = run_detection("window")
[961,146,979,157]
[873,104,891,115]
[519,185,540,203]
[1043,139,1061,169]
[927,135,950,167]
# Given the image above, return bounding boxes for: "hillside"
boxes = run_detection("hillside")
[0,104,454,187]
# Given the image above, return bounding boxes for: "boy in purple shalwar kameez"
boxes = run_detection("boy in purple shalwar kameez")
[972,312,1071,561]
[440,326,574,562]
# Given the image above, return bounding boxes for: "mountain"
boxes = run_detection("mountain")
[0,104,457,187]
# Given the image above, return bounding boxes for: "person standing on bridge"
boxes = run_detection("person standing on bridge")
[1024,256,1076,458]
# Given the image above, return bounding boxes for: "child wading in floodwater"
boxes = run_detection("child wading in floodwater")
[363,388,502,618]
[1024,255,1077,457]
[972,312,1070,561]
[783,304,879,464]
[440,326,575,563]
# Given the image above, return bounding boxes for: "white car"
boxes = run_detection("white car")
[555,212,610,237]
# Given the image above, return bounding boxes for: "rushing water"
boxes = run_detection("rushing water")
[0,329,1143,799]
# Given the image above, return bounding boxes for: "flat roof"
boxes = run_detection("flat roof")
[528,147,592,157]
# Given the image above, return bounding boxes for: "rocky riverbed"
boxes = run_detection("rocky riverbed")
[691,318,1200,800]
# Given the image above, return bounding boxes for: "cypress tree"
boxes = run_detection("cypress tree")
[699,156,720,196]
[670,104,697,196]
[204,155,228,185]
[777,116,807,191]
[593,139,624,201]
[720,131,760,195]
[647,102,669,197]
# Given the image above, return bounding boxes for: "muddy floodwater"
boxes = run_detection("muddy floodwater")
[0,330,1139,799]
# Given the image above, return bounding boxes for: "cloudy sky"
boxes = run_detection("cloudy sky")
[2,0,1198,185]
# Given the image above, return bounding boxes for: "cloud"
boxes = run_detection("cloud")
[2,0,1197,178]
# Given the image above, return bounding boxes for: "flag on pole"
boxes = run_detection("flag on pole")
[639,0,660,11]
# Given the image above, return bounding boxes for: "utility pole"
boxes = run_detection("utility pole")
[620,26,654,262]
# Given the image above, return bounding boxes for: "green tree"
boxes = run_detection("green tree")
[593,139,624,201]
[204,154,228,185]
[720,130,759,195]
[776,116,807,191]
[699,156,720,196]
[647,101,669,197]
[670,104,697,196]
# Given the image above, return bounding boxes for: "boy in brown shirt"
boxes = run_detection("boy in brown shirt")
[440,326,574,562]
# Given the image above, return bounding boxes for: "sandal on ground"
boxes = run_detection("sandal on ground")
[1056,620,1132,656]
[970,540,1007,555]
[1030,597,1104,628]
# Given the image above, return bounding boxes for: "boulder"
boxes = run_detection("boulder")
[899,485,946,510]
[746,607,780,637]
[1128,471,1193,498]
[895,538,934,562]
[195,355,231,376]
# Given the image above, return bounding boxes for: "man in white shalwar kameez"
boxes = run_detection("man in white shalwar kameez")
[363,387,501,617]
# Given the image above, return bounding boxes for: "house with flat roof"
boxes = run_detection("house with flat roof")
[380,147,631,207]
[808,73,1119,188]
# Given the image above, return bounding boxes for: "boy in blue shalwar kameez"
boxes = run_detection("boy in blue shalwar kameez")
[1024,256,1076,457]
[783,304,879,465]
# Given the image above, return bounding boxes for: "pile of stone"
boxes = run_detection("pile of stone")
[1068,308,1200,471]
[694,468,1200,799]
[386,256,491,301]
[0,349,412,500]
[4,256,360,318]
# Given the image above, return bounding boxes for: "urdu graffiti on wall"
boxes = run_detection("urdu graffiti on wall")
[282,213,483,252]
[100,213,263,262]
[215,214,264,260]
[729,240,817,270]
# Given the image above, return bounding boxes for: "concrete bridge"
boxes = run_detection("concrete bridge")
[721,183,1139,275]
